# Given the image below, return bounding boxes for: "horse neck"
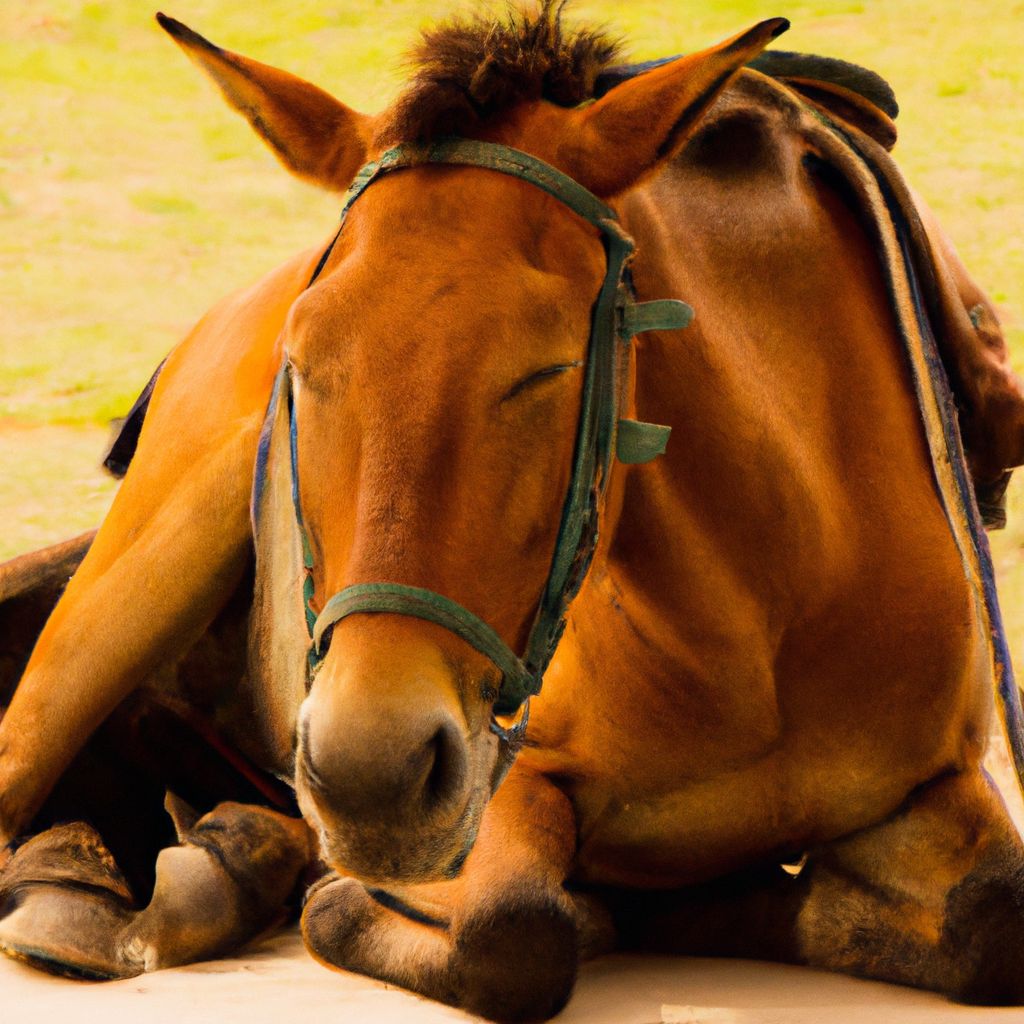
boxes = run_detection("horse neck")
[579,102,956,654]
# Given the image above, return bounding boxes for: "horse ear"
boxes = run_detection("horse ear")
[156,13,372,192]
[565,18,790,197]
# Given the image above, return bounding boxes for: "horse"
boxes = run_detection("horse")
[4,2,1024,1020]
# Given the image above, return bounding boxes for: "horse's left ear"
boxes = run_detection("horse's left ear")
[156,13,373,192]
[565,18,789,197]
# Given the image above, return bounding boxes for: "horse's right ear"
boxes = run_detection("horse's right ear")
[156,13,372,192]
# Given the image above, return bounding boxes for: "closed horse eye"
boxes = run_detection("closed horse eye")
[501,361,583,404]
[318,623,335,657]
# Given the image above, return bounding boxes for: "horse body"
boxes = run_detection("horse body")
[3,5,1024,1021]
[523,70,990,889]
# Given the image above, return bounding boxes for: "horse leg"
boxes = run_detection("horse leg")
[0,800,311,978]
[301,767,605,1022]
[0,531,95,706]
[0,425,256,845]
[794,768,1024,1002]
[618,769,1024,1005]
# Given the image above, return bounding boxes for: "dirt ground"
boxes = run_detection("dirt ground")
[5,924,1024,1024]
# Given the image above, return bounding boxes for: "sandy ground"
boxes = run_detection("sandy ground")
[5,926,1024,1024]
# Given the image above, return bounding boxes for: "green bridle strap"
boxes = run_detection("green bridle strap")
[313,584,536,711]
[338,139,622,236]
[268,137,692,717]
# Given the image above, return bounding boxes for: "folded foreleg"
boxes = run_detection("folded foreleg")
[301,768,605,1022]
[0,428,257,844]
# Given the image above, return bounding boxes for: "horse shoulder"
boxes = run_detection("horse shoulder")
[619,72,980,632]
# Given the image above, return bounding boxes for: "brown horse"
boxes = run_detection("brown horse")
[4,3,1024,1020]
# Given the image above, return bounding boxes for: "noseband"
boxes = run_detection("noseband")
[254,139,692,722]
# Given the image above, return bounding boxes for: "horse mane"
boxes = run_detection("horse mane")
[376,0,623,146]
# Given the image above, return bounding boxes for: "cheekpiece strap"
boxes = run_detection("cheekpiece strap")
[281,366,319,638]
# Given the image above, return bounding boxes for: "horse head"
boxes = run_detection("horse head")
[160,5,786,885]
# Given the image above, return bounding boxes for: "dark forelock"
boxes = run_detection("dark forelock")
[376,1,623,146]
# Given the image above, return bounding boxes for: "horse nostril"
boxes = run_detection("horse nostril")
[301,700,469,825]
[421,722,466,811]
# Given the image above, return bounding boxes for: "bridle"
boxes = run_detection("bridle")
[254,138,692,732]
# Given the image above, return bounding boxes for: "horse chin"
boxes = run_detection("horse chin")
[298,727,518,884]
[296,775,488,885]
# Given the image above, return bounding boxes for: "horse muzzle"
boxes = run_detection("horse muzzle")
[293,622,497,883]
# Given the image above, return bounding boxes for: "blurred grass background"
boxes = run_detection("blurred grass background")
[1,0,1023,665]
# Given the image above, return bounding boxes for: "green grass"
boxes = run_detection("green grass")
[2,0,1024,660]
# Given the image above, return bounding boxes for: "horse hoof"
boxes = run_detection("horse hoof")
[0,823,140,979]
[301,873,372,970]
